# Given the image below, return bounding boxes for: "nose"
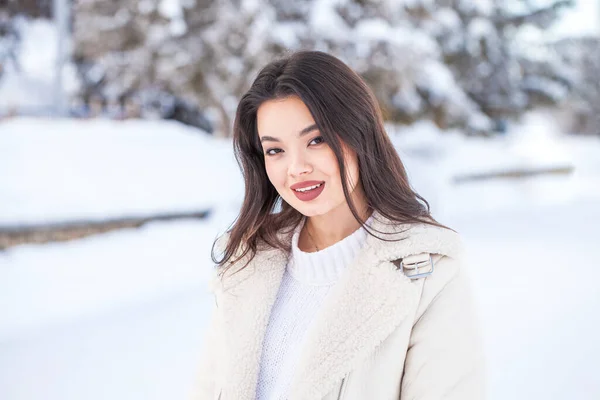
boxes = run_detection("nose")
[288,151,313,177]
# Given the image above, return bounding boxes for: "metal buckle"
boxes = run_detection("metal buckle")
[397,254,434,279]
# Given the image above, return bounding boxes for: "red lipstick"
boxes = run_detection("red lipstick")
[290,180,325,202]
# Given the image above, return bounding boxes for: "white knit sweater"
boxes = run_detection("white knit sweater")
[254,216,372,400]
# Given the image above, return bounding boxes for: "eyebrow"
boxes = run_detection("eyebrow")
[259,123,319,143]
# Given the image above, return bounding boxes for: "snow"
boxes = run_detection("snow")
[354,18,392,41]
[390,27,440,58]
[0,18,79,114]
[270,22,304,48]
[1,3,599,398]
[391,86,423,115]
[515,1,600,44]
[309,0,350,40]
[522,75,569,101]
[0,289,211,400]
[389,113,600,218]
[13,19,57,84]
[1,114,599,399]
[548,0,600,40]
[158,0,191,35]
[451,198,600,400]
[0,18,56,112]
[433,8,462,32]
[137,0,156,15]
[0,118,242,226]
[415,61,461,105]
[158,0,183,20]
[0,212,234,341]
[454,0,494,17]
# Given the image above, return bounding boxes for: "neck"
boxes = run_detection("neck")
[303,205,373,252]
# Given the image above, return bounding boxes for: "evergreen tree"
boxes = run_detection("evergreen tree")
[553,36,600,135]
[71,0,576,136]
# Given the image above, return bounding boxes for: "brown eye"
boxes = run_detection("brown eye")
[265,148,282,156]
[310,136,325,145]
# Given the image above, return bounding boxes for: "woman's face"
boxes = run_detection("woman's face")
[256,96,361,217]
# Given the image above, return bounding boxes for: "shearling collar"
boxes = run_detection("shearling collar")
[215,210,462,287]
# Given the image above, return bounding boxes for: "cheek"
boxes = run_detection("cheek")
[265,161,285,188]
[319,149,340,178]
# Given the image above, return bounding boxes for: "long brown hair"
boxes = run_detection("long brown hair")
[212,50,449,275]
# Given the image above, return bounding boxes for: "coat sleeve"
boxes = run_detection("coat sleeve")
[400,255,486,400]
[190,271,222,400]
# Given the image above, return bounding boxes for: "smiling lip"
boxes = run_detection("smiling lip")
[291,181,325,202]
[290,180,324,190]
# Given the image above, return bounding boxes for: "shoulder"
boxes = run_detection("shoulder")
[368,216,464,264]
[398,222,466,293]
[406,232,472,323]
[369,219,469,312]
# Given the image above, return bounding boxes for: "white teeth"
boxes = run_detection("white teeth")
[294,183,322,192]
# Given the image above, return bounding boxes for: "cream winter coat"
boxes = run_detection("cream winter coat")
[193,211,485,400]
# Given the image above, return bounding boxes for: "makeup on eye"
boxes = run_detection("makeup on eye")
[263,136,325,156]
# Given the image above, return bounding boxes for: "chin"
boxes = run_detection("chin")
[295,204,332,217]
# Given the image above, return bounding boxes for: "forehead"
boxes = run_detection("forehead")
[256,96,316,139]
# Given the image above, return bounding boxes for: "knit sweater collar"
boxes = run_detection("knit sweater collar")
[287,215,373,286]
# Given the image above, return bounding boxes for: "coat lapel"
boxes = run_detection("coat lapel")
[288,242,420,399]
[216,241,290,399]
[289,213,463,399]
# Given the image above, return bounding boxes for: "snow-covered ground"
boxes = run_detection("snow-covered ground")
[455,198,600,400]
[1,115,599,400]
[0,118,242,225]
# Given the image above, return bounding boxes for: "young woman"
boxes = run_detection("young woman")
[194,51,484,400]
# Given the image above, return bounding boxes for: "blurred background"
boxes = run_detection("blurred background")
[0,0,599,399]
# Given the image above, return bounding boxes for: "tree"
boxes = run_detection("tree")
[552,36,600,135]
[71,0,576,136]
[422,0,574,122]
